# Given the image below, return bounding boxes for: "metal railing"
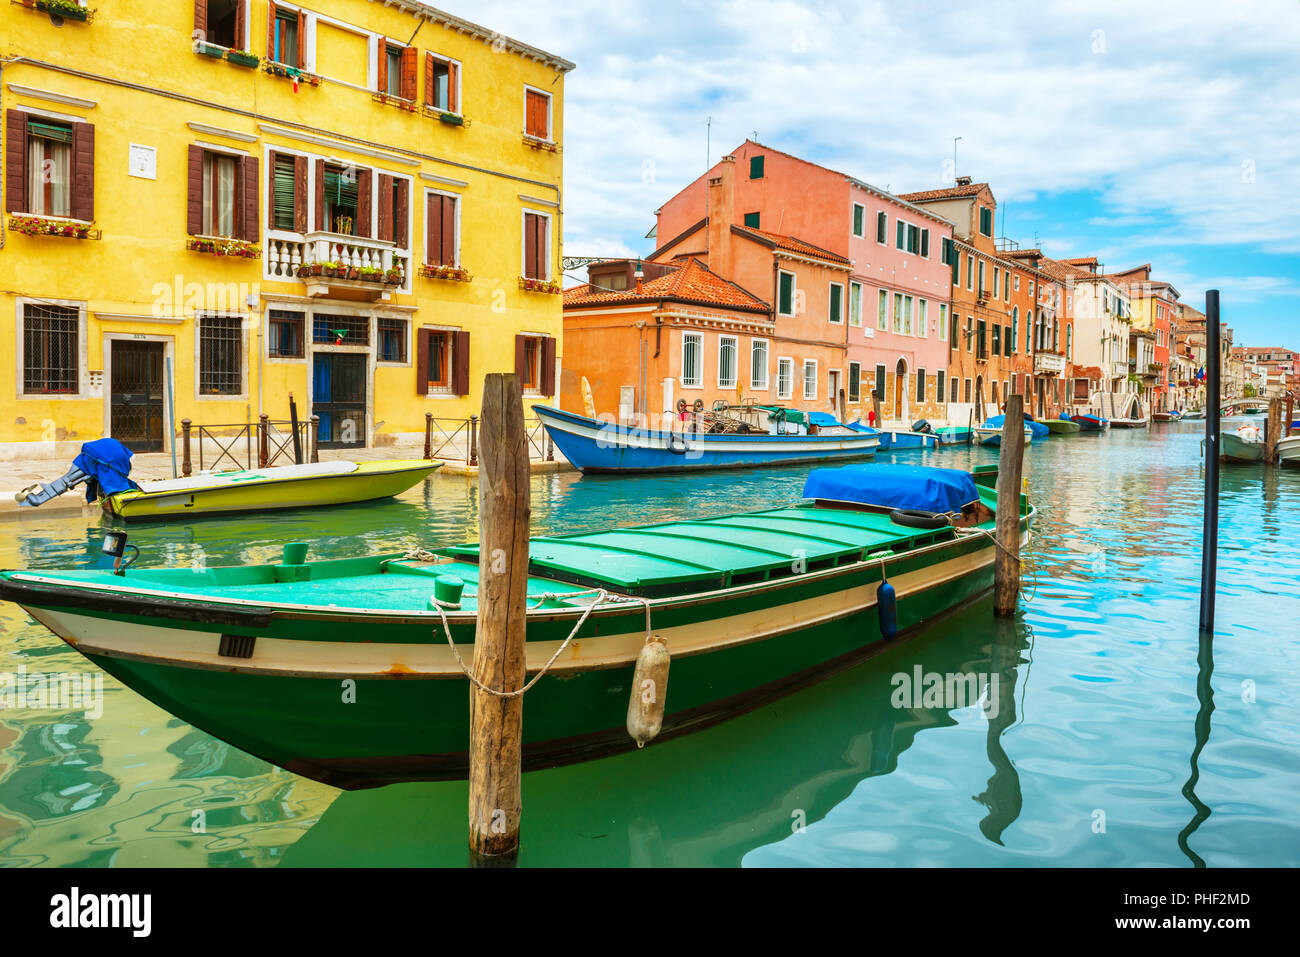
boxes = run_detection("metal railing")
[180,415,317,475]
[422,413,555,467]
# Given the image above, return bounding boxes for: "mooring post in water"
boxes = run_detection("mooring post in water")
[289,393,303,465]
[468,373,530,866]
[1286,394,1295,437]
[872,389,882,430]
[1199,290,1221,633]
[1264,397,1282,463]
[993,394,1025,617]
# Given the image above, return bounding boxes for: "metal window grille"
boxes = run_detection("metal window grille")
[378,318,407,362]
[269,310,305,358]
[199,314,243,395]
[313,314,370,345]
[23,304,79,394]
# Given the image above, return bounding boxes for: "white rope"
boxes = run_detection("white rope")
[430,588,653,698]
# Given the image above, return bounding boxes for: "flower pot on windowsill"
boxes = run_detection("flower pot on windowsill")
[227,50,260,68]
[195,41,225,59]
[9,214,98,239]
[384,270,404,285]
[437,112,464,126]
[420,264,471,282]
[517,276,561,295]
[36,1,89,22]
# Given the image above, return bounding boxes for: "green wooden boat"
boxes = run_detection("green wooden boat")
[0,466,1031,790]
[1042,418,1081,435]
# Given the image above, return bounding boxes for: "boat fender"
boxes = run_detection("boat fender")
[627,636,670,748]
[877,573,898,641]
[666,432,689,455]
[889,508,948,530]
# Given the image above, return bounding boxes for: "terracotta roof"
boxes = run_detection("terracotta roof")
[897,182,989,202]
[730,224,852,266]
[1073,365,1104,379]
[563,257,770,314]
[1036,258,1096,284]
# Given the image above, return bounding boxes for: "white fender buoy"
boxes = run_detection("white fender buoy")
[626,636,670,748]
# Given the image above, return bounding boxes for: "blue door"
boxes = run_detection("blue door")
[312,354,366,448]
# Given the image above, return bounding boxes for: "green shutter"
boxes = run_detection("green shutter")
[853,205,864,236]
[273,156,296,231]
[896,220,904,249]
[778,273,793,314]
[876,211,886,243]
[750,155,764,179]
[829,284,842,322]
[744,211,760,228]
[921,229,929,258]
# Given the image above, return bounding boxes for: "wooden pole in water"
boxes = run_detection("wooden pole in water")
[1264,397,1282,463]
[872,389,882,430]
[1199,290,1221,633]
[993,394,1025,617]
[468,373,530,866]
[1286,394,1295,437]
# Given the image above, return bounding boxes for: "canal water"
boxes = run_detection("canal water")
[1,419,1297,867]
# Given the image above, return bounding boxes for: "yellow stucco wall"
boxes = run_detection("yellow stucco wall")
[1,1,569,456]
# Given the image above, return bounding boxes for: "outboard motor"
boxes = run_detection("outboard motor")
[15,465,90,507]
[14,438,137,507]
[911,419,933,435]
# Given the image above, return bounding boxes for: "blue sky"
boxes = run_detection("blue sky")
[467,0,1300,346]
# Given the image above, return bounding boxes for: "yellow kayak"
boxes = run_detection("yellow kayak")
[102,459,442,521]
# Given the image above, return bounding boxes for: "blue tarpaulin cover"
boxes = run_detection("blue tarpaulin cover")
[73,438,138,501]
[984,414,1048,438]
[803,464,979,513]
[807,411,840,428]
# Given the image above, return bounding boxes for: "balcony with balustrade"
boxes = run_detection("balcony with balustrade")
[264,230,412,300]
[1034,350,1065,375]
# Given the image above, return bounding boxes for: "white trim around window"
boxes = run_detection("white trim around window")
[425,186,462,267]
[520,207,553,281]
[852,202,866,238]
[717,334,738,389]
[523,83,554,142]
[776,356,794,400]
[750,337,769,390]
[828,281,844,325]
[777,269,797,317]
[802,358,818,400]
[680,331,703,389]
[16,297,88,399]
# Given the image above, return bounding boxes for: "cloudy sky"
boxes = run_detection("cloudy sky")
[472,0,1299,345]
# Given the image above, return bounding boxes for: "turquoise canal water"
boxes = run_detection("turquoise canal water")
[1,420,1298,867]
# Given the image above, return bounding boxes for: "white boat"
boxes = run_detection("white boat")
[1221,424,1265,463]
[974,426,1034,447]
[1277,434,1300,468]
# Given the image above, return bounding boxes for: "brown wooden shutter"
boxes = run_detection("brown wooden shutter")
[393,179,408,249]
[541,337,557,395]
[266,1,276,58]
[233,0,244,51]
[523,213,538,278]
[294,154,307,232]
[186,144,204,235]
[71,122,93,222]
[415,328,429,395]
[376,36,387,92]
[240,154,258,241]
[355,168,372,238]
[514,335,527,379]
[535,214,548,278]
[295,9,305,67]
[313,158,324,230]
[194,0,207,41]
[424,53,435,106]
[400,46,417,100]
[448,62,458,112]
[441,194,455,264]
[452,331,470,395]
[425,192,440,264]
[5,110,27,215]
[377,173,393,243]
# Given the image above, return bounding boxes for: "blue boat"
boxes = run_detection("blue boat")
[535,406,881,473]
[974,417,1035,447]
[1071,413,1109,432]
[841,420,939,450]
[1015,415,1052,439]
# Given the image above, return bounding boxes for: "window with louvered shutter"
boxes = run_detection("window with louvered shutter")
[523,212,547,279]
[525,89,550,139]
[426,192,457,265]
[271,153,296,230]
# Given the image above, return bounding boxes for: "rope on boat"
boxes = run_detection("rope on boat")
[429,588,654,698]
[946,515,1039,604]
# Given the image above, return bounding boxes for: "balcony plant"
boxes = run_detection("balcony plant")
[35,0,89,22]
[357,266,384,282]
[227,49,260,68]
[9,214,97,239]
[385,268,404,285]
[522,134,559,153]
[333,215,354,236]
[187,236,261,259]
[420,264,470,282]
[195,40,225,59]
[518,276,561,295]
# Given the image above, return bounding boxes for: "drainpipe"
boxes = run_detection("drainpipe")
[0,60,7,252]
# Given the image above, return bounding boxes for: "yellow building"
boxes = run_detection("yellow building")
[1,0,571,458]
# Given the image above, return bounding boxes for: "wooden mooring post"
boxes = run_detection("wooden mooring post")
[257,414,270,468]
[468,373,531,866]
[871,389,882,429]
[1286,394,1295,437]
[1263,397,1283,463]
[424,412,434,460]
[994,394,1026,617]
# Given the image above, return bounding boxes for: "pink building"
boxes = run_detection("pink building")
[656,141,956,424]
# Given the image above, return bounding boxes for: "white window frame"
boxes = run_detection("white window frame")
[717,334,738,389]
[916,367,926,403]
[523,83,554,142]
[877,288,888,330]
[776,356,794,400]
[848,360,861,402]
[852,202,866,238]
[425,51,464,116]
[966,254,974,291]
[520,207,553,281]
[876,210,888,246]
[802,358,818,400]
[750,338,769,390]
[918,298,928,339]
[16,297,89,399]
[828,281,844,325]
[375,315,411,367]
[937,369,946,403]
[424,186,462,268]
[848,280,862,327]
[777,269,797,317]
[680,332,703,389]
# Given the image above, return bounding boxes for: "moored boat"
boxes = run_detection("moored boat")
[0,463,1032,789]
[974,424,1034,447]
[1042,418,1082,435]
[1152,411,1178,422]
[1220,424,1266,463]
[1070,413,1109,432]
[934,426,973,445]
[535,404,879,473]
[1181,409,1206,420]
[1277,434,1300,468]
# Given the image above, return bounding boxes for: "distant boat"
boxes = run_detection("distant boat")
[1181,409,1206,420]
[1152,411,1179,422]
[1042,418,1081,435]
[1071,413,1109,432]
[535,405,879,473]
[974,416,1034,447]
[843,422,939,450]
[1109,416,1150,428]
[1277,434,1300,468]
[934,426,973,445]
[1221,424,1265,463]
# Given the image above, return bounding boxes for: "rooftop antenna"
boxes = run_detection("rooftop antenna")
[706,115,711,170]
[953,136,962,182]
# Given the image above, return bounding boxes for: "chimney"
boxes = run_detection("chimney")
[706,154,736,280]
[634,261,644,293]
[955,175,973,187]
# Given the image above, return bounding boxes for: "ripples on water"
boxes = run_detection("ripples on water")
[0,420,1297,867]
